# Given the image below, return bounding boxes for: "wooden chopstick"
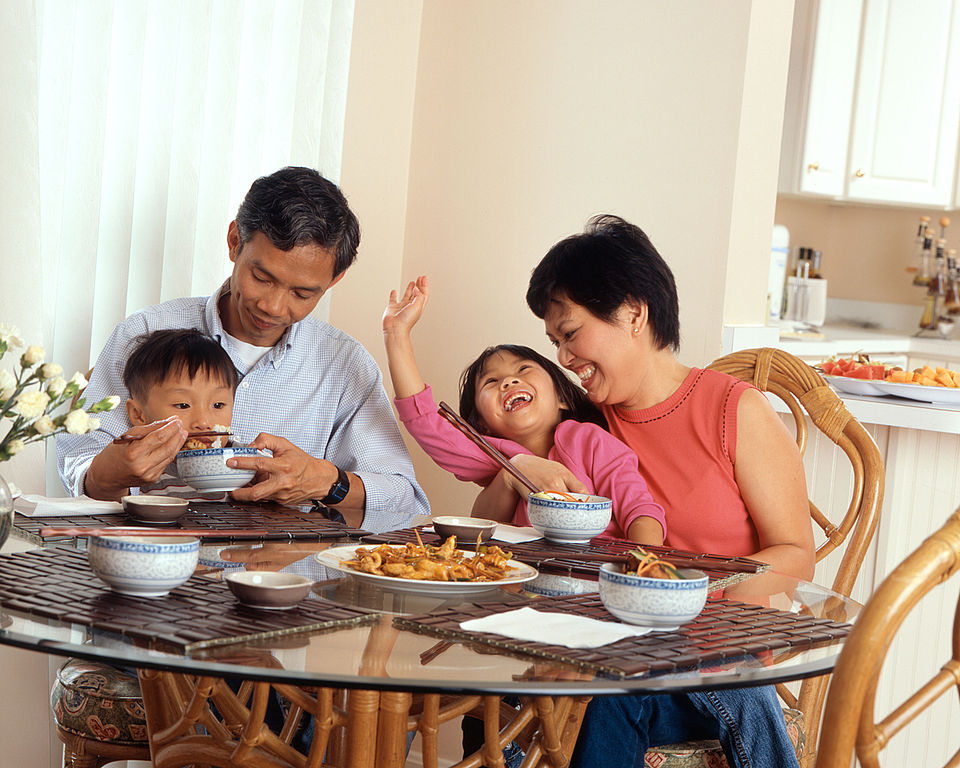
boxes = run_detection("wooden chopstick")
[523,549,766,574]
[39,526,271,539]
[437,401,542,495]
[112,430,233,445]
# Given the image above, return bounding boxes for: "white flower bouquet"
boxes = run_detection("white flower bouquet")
[0,323,118,461]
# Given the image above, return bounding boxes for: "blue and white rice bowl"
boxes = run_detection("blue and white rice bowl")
[526,492,612,543]
[88,535,199,597]
[524,572,598,597]
[176,445,259,492]
[599,563,708,627]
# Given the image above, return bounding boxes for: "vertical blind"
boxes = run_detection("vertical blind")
[37,0,355,381]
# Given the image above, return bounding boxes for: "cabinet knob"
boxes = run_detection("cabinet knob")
[807,162,820,172]
[855,168,865,178]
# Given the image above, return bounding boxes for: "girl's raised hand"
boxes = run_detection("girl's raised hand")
[382,275,429,336]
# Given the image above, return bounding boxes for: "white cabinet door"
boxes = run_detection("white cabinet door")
[796,0,864,196]
[847,0,960,206]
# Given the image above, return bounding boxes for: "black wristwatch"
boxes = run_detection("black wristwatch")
[316,465,350,507]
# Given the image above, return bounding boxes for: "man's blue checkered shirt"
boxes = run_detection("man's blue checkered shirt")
[56,283,430,533]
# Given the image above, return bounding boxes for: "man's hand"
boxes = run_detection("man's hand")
[84,416,188,501]
[227,433,338,506]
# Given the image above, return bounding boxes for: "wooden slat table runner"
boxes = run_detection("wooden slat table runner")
[395,593,851,679]
[0,547,378,652]
[361,528,768,591]
[15,500,371,544]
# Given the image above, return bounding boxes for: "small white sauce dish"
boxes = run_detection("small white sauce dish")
[225,571,314,610]
[88,535,199,597]
[598,563,708,627]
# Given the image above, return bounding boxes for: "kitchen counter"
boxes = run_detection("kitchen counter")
[768,322,960,434]
[777,322,960,361]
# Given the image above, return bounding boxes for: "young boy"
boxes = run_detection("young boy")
[122,329,238,499]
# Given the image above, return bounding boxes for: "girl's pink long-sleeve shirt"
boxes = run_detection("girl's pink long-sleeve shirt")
[395,385,666,539]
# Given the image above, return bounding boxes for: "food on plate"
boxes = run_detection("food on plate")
[818,355,960,388]
[624,547,682,580]
[339,534,516,582]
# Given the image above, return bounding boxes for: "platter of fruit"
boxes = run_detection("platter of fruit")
[817,355,960,405]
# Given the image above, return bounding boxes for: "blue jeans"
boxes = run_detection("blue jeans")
[570,686,798,768]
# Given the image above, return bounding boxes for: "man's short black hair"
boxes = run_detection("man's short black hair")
[526,215,680,352]
[123,329,238,402]
[234,166,361,278]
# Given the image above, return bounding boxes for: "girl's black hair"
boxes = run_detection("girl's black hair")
[123,329,239,401]
[457,344,606,435]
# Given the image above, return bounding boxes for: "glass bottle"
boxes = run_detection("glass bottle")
[909,215,930,276]
[947,252,960,315]
[921,242,948,328]
[914,227,934,286]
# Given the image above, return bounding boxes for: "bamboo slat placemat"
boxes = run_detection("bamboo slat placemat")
[361,527,767,591]
[15,500,370,544]
[394,592,851,679]
[0,547,378,652]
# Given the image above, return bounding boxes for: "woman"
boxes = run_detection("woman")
[474,215,815,768]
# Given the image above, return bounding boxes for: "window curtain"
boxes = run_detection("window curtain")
[38,0,354,374]
[35,0,354,493]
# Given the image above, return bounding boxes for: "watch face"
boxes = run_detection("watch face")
[322,467,349,505]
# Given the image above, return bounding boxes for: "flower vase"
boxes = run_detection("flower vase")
[0,472,13,549]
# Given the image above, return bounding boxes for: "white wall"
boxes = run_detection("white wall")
[336,0,796,521]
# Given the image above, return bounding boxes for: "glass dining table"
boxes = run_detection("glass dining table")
[0,515,860,768]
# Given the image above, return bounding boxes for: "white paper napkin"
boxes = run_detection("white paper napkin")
[14,494,124,517]
[460,606,654,648]
[490,523,543,544]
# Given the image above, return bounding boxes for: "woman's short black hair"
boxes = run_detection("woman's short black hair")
[234,166,360,278]
[123,329,239,402]
[457,344,606,434]
[526,214,680,352]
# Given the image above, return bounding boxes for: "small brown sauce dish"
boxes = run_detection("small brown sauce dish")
[121,495,189,525]
[431,516,496,543]
[225,571,313,610]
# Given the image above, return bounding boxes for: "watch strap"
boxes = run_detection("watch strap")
[317,465,350,506]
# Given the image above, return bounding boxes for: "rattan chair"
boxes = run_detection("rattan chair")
[817,508,960,768]
[643,347,884,768]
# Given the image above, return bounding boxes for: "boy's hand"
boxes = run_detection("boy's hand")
[84,416,187,501]
[382,275,429,337]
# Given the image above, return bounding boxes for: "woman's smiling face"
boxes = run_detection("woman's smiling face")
[543,293,641,407]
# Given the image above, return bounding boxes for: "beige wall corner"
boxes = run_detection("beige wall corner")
[334,0,424,376]
[722,0,796,331]
[332,0,796,517]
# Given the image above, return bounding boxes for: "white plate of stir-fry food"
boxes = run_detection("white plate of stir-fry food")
[315,535,538,595]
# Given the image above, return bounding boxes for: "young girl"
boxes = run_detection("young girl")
[382,275,665,544]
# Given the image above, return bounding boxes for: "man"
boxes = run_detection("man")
[57,166,429,532]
